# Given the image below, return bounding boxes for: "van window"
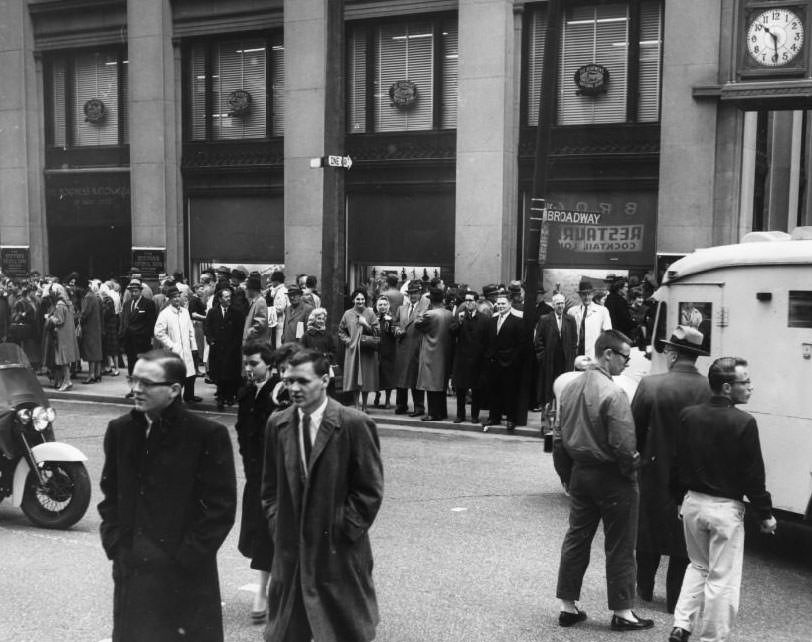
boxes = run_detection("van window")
[788,291,812,328]
[678,301,712,353]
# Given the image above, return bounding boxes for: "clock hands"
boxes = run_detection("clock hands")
[762,24,780,60]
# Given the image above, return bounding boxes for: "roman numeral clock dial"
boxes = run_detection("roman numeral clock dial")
[747,8,805,66]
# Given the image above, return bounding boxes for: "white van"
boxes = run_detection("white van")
[648,227,812,519]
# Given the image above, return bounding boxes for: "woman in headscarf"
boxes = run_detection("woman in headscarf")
[46,283,80,391]
[337,288,379,411]
[79,279,104,383]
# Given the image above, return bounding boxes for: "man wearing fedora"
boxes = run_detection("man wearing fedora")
[243,273,274,344]
[119,279,157,383]
[154,285,201,403]
[630,325,711,613]
[393,282,428,416]
[281,284,314,345]
[568,280,612,359]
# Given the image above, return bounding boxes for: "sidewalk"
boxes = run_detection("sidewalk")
[41,371,544,438]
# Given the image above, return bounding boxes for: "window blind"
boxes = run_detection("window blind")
[638,0,662,122]
[376,21,434,132]
[190,45,207,140]
[440,24,458,129]
[121,59,129,144]
[526,7,547,127]
[270,35,285,137]
[559,4,628,125]
[347,27,368,133]
[212,39,267,140]
[52,59,66,147]
[73,51,119,146]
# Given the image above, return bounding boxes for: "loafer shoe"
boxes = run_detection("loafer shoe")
[668,627,691,642]
[558,608,587,627]
[610,613,654,631]
[452,417,464,423]
[408,410,424,417]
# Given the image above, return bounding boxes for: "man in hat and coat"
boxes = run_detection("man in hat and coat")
[119,279,157,381]
[261,349,383,642]
[243,274,274,344]
[631,325,711,613]
[265,271,288,348]
[205,286,246,410]
[568,280,612,359]
[393,282,428,416]
[281,284,314,345]
[154,285,200,403]
[415,287,454,420]
[98,349,236,642]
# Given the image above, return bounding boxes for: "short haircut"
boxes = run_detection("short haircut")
[137,349,186,385]
[708,357,747,393]
[610,278,628,293]
[242,340,275,365]
[274,342,303,367]
[271,270,285,283]
[594,329,632,356]
[350,288,368,303]
[305,275,317,288]
[288,349,330,377]
[386,274,399,287]
[216,285,233,301]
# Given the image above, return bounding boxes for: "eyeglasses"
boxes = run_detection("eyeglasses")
[610,348,631,364]
[732,379,752,386]
[126,376,174,389]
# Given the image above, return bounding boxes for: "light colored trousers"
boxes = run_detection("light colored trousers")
[673,491,745,642]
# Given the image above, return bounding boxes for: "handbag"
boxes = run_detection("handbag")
[359,334,380,351]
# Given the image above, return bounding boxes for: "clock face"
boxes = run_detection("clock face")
[747,8,805,66]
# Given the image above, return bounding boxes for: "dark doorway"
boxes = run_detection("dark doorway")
[48,223,131,282]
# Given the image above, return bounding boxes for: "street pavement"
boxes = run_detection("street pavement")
[1,399,811,642]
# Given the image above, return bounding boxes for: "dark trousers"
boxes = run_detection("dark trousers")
[556,463,640,611]
[636,550,689,613]
[283,576,313,642]
[455,387,482,420]
[396,387,424,412]
[182,375,197,402]
[123,334,152,375]
[424,390,447,419]
[487,363,519,424]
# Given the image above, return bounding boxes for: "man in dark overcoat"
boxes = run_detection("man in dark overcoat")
[119,279,157,379]
[261,349,383,642]
[205,286,246,409]
[449,290,489,423]
[415,287,454,420]
[534,293,577,409]
[630,325,711,613]
[98,350,237,642]
[482,293,526,431]
[392,282,428,416]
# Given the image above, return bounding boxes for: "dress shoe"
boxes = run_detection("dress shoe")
[453,416,464,423]
[394,407,408,415]
[408,409,424,417]
[668,627,691,642]
[558,608,587,627]
[420,414,433,421]
[506,421,515,431]
[610,613,654,631]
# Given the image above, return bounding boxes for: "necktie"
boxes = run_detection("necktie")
[408,303,414,319]
[577,306,586,355]
[301,413,312,464]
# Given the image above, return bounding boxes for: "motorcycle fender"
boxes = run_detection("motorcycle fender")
[11,442,88,507]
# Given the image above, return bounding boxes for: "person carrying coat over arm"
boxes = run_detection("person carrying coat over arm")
[260,349,383,642]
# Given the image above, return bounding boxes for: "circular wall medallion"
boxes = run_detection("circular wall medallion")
[389,80,418,109]
[227,89,253,117]
[574,64,610,96]
[83,98,106,124]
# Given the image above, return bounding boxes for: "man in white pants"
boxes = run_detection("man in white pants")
[669,357,777,642]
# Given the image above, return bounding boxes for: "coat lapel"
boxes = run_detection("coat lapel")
[309,399,341,474]
[277,411,303,513]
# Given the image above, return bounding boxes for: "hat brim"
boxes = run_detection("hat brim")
[660,339,709,356]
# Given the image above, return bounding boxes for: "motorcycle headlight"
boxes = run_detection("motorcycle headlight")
[31,406,55,432]
[16,408,32,424]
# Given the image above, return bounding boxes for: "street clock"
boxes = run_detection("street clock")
[740,2,809,77]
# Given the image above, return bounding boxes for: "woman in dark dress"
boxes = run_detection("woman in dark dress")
[374,295,397,408]
[235,340,279,622]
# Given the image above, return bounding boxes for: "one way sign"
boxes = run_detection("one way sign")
[327,155,353,169]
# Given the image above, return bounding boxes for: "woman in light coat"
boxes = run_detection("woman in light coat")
[47,283,80,391]
[154,285,199,403]
[337,288,379,411]
[79,279,104,383]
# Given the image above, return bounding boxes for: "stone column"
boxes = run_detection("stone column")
[454,0,517,290]
[0,2,39,267]
[284,0,328,283]
[127,0,180,272]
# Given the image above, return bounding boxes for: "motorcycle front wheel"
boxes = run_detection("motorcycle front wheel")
[21,461,91,529]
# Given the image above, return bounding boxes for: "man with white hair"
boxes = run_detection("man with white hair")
[534,293,577,411]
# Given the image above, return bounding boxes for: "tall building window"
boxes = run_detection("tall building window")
[347,16,458,133]
[187,33,284,141]
[48,49,128,147]
[525,1,662,126]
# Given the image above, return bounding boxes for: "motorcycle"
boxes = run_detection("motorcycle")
[0,343,90,529]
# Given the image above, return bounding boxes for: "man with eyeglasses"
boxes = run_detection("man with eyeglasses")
[668,357,776,642]
[261,349,383,642]
[98,349,237,642]
[555,329,653,632]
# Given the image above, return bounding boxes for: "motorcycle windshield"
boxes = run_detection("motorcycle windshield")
[0,365,49,408]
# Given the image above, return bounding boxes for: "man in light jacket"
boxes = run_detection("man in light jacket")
[568,280,612,359]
